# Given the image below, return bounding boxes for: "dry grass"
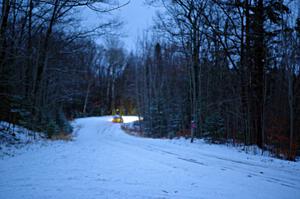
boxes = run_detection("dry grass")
[49,124,82,141]
[121,125,144,137]
[50,132,73,141]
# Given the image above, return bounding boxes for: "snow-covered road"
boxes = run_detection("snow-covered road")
[1,116,300,199]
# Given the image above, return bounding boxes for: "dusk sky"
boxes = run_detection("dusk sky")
[113,0,159,50]
[80,0,159,50]
[80,0,300,50]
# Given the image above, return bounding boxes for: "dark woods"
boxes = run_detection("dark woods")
[0,0,124,138]
[133,0,300,160]
[0,0,299,160]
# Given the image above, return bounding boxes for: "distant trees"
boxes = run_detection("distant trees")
[133,40,189,137]
[64,37,133,117]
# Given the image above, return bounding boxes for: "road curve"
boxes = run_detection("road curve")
[0,116,299,199]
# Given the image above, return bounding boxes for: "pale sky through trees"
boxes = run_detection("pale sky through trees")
[114,0,158,50]
[80,0,300,51]
[80,0,158,50]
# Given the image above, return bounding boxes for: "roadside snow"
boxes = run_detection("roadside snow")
[0,116,299,199]
[122,116,140,123]
[0,121,45,157]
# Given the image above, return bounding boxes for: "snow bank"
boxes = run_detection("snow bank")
[122,116,139,123]
[0,121,45,157]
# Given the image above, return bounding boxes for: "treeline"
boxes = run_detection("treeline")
[0,0,127,137]
[127,0,300,160]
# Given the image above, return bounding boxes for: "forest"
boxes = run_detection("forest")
[0,0,299,160]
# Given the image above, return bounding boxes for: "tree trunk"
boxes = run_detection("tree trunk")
[288,69,294,160]
[25,0,33,97]
[251,0,265,148]
[83,80,92,114]
[0,0,11,70]
[34,0,59,105]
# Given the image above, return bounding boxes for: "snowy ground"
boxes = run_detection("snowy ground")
[0,121,45,157]
[0,116,300,199]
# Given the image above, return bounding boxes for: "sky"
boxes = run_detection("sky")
[112,0,159,50]
[80,0,159,51]
[80,0,300,51]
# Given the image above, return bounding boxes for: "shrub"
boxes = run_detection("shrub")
[203,113,225,143]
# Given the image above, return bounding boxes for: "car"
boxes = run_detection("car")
[112,115,123,123]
